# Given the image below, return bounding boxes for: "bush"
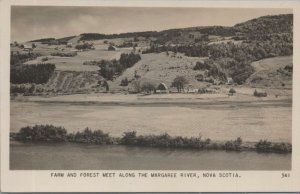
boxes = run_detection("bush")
[108,45,116,51]
[255,140,292,153]
[224,137,242,151]
[141,82,156,93]
[51,52,77,57]
[229,88,236,95]
[121,131,212,149]
[195,74,204,82]
[254,89,267,97]
[120,77,129,86]
[41,57,49,62]
[68,128,113,144]
[75,43,94,50]
[121,131,137,145]
[15,125,67,142]
[193,61,211,71]
[284,64,293,72]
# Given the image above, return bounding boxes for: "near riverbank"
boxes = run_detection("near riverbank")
[10,125,292,153]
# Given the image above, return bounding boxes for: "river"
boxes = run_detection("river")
[10,100,292,142]
[10,100,292,170]
[10,142,291,170]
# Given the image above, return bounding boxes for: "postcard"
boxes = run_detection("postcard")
[1,0,300,192]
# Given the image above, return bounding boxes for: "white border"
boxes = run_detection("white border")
[1,0,300,192]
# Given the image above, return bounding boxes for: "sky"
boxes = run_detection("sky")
[11,6,292,42]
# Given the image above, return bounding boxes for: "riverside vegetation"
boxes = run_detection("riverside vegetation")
[10,125,292,153]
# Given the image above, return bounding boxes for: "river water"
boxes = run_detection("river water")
[10,142,291,170]
[10,100,292,170]
[11,101,292,142]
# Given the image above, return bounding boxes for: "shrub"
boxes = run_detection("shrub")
[229,88,236,95]
[284,64,293,72]
[121,131,137,145]
[254,89,267,97]
[255,140,292,153]
[108,45,116,51]
[75,43,94,50]
[141,82,156,93]
[195,74,204,82]
[15,125,67,142]
[41,57,49,62]
[120,77,129,86]
[193,61,211,71]
[224,137,242,151]
[69,128,113,144]
[51,52,77,57]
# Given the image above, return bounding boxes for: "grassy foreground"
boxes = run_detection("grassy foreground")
[10,125,292,153]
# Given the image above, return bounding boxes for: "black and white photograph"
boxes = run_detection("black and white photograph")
[8,6,293,171]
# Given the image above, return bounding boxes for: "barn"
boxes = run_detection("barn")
[155,83,169,94]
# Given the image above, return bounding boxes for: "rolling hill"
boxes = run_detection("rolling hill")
[11,14,293,95]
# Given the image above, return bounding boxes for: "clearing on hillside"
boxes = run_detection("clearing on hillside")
[247,56,292,89]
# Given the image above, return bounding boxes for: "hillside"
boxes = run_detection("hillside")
[234,14,293,35]
[246,56,292,89]
[10,14,293,96]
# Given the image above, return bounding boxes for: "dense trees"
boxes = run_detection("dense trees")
[11,63,55,84]
[98,52,141,80]
[75,42,94,50]
[79,31,157,41]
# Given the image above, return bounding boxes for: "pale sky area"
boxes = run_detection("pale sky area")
[11,6,292,42]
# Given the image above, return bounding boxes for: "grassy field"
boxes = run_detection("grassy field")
[111,52,208,91]
[24,49,125,71]
[247,56,292,89]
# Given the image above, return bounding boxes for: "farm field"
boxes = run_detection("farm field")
[24,49,125,71]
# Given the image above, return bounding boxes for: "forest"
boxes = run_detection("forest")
[11,63,55,84]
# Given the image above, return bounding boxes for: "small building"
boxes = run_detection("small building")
[66,42,73,48]
[186,84,198,93]
[156,83,169,94]
[23,45,33,51]
[227,77,233,85]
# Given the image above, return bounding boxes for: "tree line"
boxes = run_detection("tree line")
[10,124,292,153]
[11,52,41,66]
